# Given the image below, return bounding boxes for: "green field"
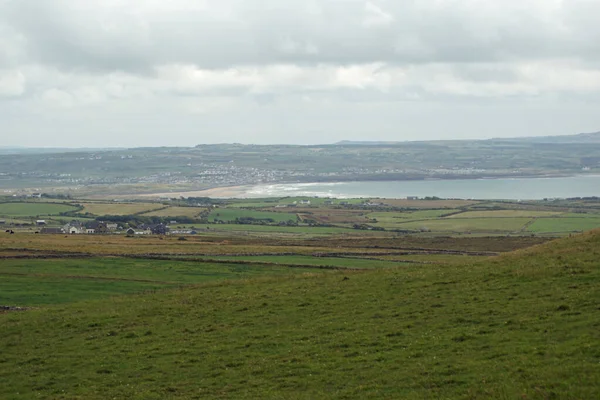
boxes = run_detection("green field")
[79,202,162,216]
[396,217,532,233]
[194,255,404,269]
[0,232,598,399]
[141,206,207,218]
[0,258,325,306]
[370,253,491,264]
[0,202,77,217]
[446,210,563,218]
[368,210,460,228]
[527,217,600,233]
[194,223,360,236]
[210,208,299,223]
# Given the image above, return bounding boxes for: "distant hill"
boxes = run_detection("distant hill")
[335,140,404,145]
[491,131,600,144]
[336,131,600,145]
[0,147,126,155]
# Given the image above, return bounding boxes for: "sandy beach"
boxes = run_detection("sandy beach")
[138,185,252,199]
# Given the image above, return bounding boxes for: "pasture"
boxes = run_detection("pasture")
[141,206,207,218]
[0,257,325,306]
[79,202,162,216]
[0,202,77,217]
[527,217,600,233]
[446,210,563,218]
[210,208,298,223]
[193,254,404,269]
[0,231,598,399]
[394,217,533,233]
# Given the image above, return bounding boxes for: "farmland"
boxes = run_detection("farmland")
[3,196,600,237]
[0,229,598,399]
[1,193,599,398]
[395,217,533,233]
[0,202,77,217]
[141,206,207,218]
[0,258,326,306]
[527,217,600,233]
[209,208,298,223]
[79,202,163,216]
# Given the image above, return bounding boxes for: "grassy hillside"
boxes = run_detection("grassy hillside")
[1,232,599,399]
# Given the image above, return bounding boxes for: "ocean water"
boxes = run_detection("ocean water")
[242,175,600,200]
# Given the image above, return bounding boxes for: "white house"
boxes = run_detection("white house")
[69,226,83,234]
[63,221,84,234]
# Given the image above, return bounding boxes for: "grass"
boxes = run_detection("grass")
[0,230,551,256]
[396,217,532,233]
[141,206,207,218]
[527,217,600,233]
[201,224,362,236]
[368,209,459,228]
[446,210,563,218]
[0,231,598,398]
[0,274,166,306]
[369,253,491,265]
[210,208,297,223]
[0,202,77,217]
[192,255,404,269]
[0,258,327,306]
[79,202,162,216]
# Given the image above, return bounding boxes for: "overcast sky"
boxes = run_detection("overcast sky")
[1,0,599,147]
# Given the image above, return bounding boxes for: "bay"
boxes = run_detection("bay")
[243,175,600,200]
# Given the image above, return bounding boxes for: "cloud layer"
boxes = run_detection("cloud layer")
[1,0,599,146]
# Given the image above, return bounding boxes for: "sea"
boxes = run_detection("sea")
[240,175,600,200]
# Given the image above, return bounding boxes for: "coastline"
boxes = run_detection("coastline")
[134,174,600,200]
[138,185,252,199]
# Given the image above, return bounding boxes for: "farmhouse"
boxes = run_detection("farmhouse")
[84,221,109,234]
[150,223,170,235]
[137,224,153,234]
[36,220,47,226]
[63,221,84,234]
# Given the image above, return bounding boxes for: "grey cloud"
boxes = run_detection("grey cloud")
[2,0,599,73]
[1,0,600,148]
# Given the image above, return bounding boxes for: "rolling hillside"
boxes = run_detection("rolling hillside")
[1,231,599,399]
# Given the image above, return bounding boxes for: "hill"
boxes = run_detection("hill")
[1,130,599,195]
[491,131,600,144]
[337,131,600,145]
[1,231,599,399]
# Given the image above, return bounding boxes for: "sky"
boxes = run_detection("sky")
[1,0,600,148]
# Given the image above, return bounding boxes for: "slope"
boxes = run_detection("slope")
[1,232,599,399]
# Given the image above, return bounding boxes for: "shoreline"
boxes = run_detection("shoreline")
[138,185,252,199]
[133,174,600,200]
